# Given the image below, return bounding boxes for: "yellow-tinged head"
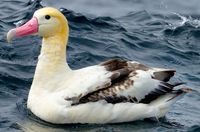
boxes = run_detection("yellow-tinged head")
[7,7,69,42]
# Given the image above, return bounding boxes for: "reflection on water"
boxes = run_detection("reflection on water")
[14,118,184,132]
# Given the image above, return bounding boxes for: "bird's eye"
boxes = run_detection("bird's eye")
[45,15,51,20]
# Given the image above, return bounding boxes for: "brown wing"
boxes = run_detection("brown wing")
[66,59,179,105]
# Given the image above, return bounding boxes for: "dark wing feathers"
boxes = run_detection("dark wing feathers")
[139,84,172,104]
[109,68,131,81]
[78,76,134,104]
[69,59,183,105]
[100,59,128,71]
[153,70,176,82]
[139,82,184,104]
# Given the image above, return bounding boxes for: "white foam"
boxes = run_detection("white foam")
[173,13,200,28]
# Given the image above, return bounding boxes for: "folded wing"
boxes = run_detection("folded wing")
[66,59,181,105]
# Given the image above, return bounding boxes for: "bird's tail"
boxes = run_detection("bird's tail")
[149,87,195,118]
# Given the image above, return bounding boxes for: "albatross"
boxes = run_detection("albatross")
[7,7,193,124]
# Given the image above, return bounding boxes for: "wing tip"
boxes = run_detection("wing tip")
[152,70,176,82]
[166,87,195,102]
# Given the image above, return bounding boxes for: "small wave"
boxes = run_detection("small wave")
[165,13,200,32]
[187,125,200,132]
[164,14,200,37]
[119,10,152,22]
[60,8,126,32]
[174,13,200,28]
[0,0,42,26]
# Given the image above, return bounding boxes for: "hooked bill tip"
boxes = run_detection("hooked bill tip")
[7,29,16,43]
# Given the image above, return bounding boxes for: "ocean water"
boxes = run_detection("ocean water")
[0,0,200,131]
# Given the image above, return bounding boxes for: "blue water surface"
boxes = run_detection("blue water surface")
[0,0,200,131]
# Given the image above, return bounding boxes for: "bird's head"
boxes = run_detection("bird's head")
[7,7,69,42]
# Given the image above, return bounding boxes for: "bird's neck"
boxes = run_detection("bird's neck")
[33,33,71,83]
[41,34,67,63]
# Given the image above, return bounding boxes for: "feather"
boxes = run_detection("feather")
[66,59,184,106]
